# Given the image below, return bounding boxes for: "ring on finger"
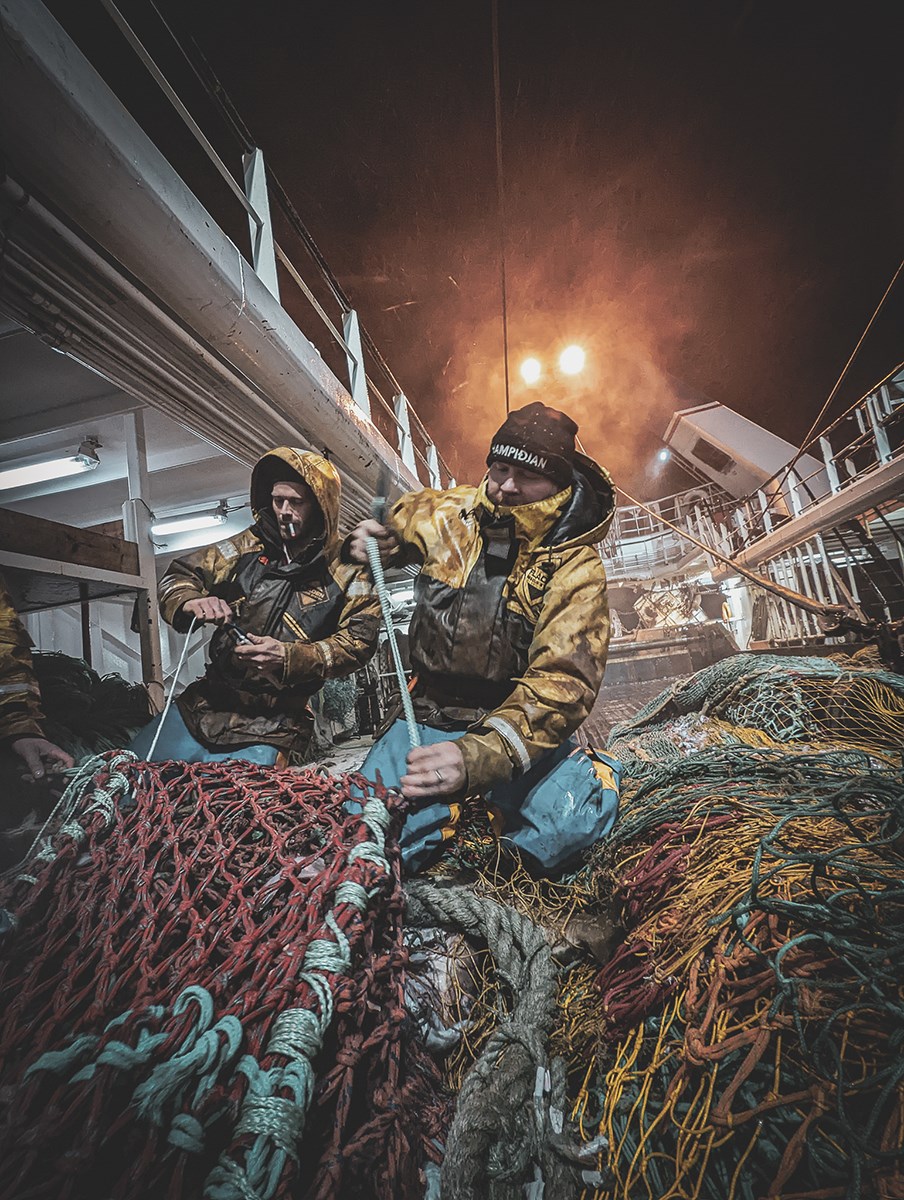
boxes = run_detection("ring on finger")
[434,768,445,784]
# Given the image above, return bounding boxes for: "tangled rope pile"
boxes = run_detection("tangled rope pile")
[2,650,902,1198]
[406,880,617,1199]
[0,752,444,1200]
[433,654,904,1199]
[563,657,904,1199]
[578,750,903,1196]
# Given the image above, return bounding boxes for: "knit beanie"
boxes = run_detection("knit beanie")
[486,401,578,488]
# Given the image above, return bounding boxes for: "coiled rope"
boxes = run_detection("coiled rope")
[406,881,605,1198]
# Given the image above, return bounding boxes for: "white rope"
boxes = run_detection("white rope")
[147,616,198,760]
[366,537,420,751]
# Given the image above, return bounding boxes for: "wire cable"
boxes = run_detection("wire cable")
[146,616,198,760]
[366,539,420,751]
[491,0,512,415]
[770,256,903,499]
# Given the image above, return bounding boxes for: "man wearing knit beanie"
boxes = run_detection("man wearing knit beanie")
[485,400,578,491]
[348,403,621,874]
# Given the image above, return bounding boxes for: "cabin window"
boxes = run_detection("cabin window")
[691,438,734,474]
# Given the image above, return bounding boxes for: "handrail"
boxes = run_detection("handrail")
[97,0,455,488]
[730,362,904,511]
[97,0,262,230]
[274,244,353,358]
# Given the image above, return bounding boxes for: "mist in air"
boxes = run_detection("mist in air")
[180,0,903,494]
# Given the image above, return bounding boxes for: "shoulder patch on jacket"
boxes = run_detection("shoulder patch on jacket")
[216,540,239,562]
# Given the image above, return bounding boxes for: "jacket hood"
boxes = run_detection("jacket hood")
[250,448,341,552]
[477,451,615,550]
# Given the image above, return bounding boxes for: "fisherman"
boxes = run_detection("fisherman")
[0,574,74,783]
[348,401,621,872]
[131,449,380,765]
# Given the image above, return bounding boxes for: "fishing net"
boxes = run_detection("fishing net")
[0,753,446,1200]
[318,677,358,731]
[2,651,902,1198]
[426,654,904,1198]
[1,654,154,871]
[609,652,904,775]
[576,750,904,1199]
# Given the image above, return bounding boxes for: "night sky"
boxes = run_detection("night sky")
[50,0,904,495]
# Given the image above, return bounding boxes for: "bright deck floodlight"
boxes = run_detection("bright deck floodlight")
[559,345,586,375]
[151,508,228,536]
[520,357,542,385]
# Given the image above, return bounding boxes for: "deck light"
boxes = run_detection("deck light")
[520,357,542,385]
[0,439,101,491]
[559,345,586,375]
[151,508,227,536]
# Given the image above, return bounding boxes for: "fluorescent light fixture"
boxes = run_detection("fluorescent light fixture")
[151,509,227,537]
[0,439,101,491]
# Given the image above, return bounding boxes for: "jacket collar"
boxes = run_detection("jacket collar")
[475,479,574,548]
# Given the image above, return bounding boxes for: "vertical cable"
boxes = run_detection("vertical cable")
[772,256,904,498]
[146,616,198,760]
[366,538,420,750]
[492,0,511,414]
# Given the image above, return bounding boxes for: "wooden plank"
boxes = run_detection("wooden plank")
[87,518,126,540]
[0,507,139,575]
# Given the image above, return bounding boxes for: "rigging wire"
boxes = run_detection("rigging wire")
[146,0,453,478]
[491,0,512,414]
[768,255,903,500]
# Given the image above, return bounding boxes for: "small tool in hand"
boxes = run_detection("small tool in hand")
[221,620,251,646]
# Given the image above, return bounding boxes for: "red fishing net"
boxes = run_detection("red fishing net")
[0,752,446,1200]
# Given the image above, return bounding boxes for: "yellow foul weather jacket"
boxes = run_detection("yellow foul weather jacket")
[0,574,46,743]
[384,452,615,794]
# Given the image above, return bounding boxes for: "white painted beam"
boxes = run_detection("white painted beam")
[123,411,164,709]
[0,548,144,589]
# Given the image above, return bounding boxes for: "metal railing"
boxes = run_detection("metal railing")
[639,369,904,635]
[599,483,729,580]
[95,0,454,489]
[719,366,904,548]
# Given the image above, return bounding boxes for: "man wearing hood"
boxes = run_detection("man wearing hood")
[349,402,620,872]
[132,449,380,764]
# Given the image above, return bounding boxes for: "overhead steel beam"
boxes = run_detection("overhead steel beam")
[0,178,387,531]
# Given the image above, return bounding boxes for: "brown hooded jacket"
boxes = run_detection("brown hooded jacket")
[158,449,379,756]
